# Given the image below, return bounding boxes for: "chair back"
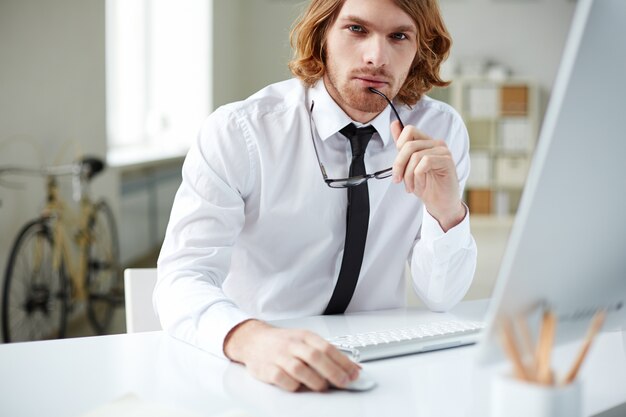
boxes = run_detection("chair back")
[124,268,162,333]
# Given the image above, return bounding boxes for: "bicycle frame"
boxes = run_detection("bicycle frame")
[2,158,121,342]
[42,175,96,301]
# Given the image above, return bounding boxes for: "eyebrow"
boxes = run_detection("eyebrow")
[340,15,417,34]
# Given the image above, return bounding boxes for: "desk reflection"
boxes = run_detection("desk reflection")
[152,333,479,417]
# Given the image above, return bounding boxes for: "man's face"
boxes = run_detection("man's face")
[323,0,418,123]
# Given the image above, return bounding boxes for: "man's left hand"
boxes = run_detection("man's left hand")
[390,120,466,232]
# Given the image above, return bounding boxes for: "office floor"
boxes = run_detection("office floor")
[66,216,514,338]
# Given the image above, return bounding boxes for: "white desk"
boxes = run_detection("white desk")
[1,299,625,417]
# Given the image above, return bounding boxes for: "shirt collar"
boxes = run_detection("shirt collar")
[309,79,393,146]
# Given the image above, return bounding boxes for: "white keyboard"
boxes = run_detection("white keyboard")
[327,319,485,362]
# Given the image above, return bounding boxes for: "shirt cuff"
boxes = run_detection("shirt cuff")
[196,303,254,359]
[421,203,471,258]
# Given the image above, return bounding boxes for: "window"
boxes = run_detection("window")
[106,0,211,156]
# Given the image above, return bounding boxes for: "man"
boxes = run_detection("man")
[155,0,476,392]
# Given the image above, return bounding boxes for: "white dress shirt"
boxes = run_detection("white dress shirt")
[154,78,477,358]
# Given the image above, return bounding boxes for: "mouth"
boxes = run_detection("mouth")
[354,76,389,88]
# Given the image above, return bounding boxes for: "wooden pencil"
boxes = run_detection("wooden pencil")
[562,310,606,385]
[515,314,535,379]
[536,311,557,385]
[500,317,531,381]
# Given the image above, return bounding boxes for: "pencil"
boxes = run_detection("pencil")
[562,310,606,385]
[500,317,531,381]
[515,314,535,379]
[536,311,557,385]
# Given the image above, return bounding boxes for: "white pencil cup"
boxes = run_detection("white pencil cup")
[491,375,581,417]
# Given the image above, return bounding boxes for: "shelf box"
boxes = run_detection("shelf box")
[494,190,511,217]
[495,156,530,187]
[500,85,528,116]
[449,77,538,216]
[498,118,532,152]
[494,190,523,216]
[467,189,492,215]
[466,85,500,118]
[467,119,495,149]
[468,151,492,187]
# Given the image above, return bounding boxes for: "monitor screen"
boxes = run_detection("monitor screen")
[476,0,626,363]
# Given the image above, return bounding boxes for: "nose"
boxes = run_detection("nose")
[362,35,389,68]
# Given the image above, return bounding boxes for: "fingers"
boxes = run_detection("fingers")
[392,124,434,149]
[276,356,328,392]
[282,332,359,391]
[390,119,403,142]
[242,327,360,393]
[412,154,455,194]
[299,332,361,386]
[398,147,451,193]
[391,126,444,183]
[391,129,451,192]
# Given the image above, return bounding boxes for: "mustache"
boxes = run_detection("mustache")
[352,68,393,80]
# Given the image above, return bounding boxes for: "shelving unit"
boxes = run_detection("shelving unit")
[430,77,540,216]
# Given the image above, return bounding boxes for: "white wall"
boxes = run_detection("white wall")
[0,0,112,280]
[211,0,302,106]
[217,0,576,102]
[440,0,576,92]
[238,0,303,97]
[213,0,244,107]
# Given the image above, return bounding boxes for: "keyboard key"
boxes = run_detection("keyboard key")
[327,320,485,362]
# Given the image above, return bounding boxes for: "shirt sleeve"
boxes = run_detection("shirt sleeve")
[153,107,255,358]
[409,112,478,312]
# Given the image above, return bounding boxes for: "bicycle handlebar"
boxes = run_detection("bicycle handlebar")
[0,164,80,190]
[0,158,105,195]
[0,164,78,177]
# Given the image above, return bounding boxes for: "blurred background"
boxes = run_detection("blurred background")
[0,0,577,338]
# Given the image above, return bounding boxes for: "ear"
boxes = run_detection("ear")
[390,120,403,142]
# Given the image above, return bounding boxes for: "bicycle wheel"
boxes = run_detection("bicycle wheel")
[85,200,122,334]
[2,219,68,343]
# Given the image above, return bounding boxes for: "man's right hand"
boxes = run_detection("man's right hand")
[223,319,360,392]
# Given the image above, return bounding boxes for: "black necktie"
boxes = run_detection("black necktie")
[324,123,376,315]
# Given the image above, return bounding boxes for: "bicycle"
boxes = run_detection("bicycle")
[1,157,123,343]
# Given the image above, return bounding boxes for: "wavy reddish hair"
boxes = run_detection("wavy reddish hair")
[288,0,452,105]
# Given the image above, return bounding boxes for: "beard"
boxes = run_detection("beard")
[324,63,405,116]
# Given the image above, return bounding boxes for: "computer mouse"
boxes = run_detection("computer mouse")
[333,371,377,392]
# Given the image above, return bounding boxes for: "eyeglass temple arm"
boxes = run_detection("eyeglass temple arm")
[368,87,405,130]
[309,101,330,181]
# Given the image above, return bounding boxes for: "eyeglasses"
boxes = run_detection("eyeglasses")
[308,87,406,188]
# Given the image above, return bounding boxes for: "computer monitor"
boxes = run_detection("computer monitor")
[476,0,626,362]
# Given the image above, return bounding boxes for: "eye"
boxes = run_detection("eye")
[391,33,408,41]
[348,24,365,33]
